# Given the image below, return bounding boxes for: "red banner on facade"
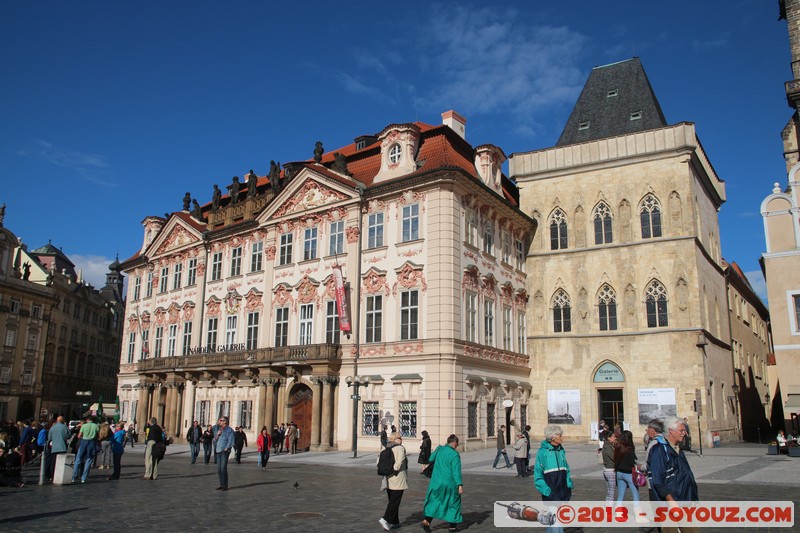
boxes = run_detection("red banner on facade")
[332,265,351,333]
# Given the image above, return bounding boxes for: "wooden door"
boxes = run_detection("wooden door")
[290,386,313,452]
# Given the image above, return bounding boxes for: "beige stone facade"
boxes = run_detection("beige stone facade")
[510,123,739,445]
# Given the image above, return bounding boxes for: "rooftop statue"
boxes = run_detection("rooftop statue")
[246,170,258,198]
[314,141,324,163]
[183,192,191,211]
[229,176,241,204]
[212,184,222,210]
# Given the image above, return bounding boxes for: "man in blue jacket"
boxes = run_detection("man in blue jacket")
[213,416,235,491]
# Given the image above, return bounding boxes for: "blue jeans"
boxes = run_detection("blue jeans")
[216,449,231,488]
[492,449,511,468]
[616,471,640,502]
[189,442,199,463]
[72,439,96,482]
[203,442,212,464]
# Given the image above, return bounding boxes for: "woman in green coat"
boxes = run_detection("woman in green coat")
[421,434,463,532]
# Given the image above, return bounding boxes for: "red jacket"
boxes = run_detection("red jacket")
[256,433,272,452]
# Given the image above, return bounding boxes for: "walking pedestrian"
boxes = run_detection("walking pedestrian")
[202,424,214,464]
[213,416,235,490]
[380,425,389,448]
[533,425,573,533]
[378,432,408,531]
[601,430,617,501]
[256,426,271,470]
[71,416,99,484]
[420,434,463,533]
[643,419,665,501]
[523,425,532,474]
[108,422,126,480]
[98,423,113,470]
[418,429,432,465]
[278,423,286,453]
[143,417,164,480]
[271,425,281,454]
[613,431,640,504]
[492,424,512,469]
[512,431,528,477]
[186,420,202,464]
[286,422,295,454]
[234,426,247,463]
[126,423,136,448]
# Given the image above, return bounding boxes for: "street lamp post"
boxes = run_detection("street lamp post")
[731,384,741,440]
[345,375,369,458]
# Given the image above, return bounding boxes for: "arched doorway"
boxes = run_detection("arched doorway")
[594,361,625,429]
[289,384,313,452]
[17,399,34,421]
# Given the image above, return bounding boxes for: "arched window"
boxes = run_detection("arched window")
[598,284,617,331]
[645,280,668,328]
[552,289,571,332]
[550,209,568,250]
[640,194,662,239]
[593,202,613,244]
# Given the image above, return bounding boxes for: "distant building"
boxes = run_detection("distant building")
[116,111,535,450]
[510,58,742,445]
[0,207,124,422]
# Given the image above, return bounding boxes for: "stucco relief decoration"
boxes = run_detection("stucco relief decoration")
[182,302,195,321]
[155,225,196,255]
[244,289,263,311]
[345,226,359,243]
[394,342,424,355]
[460,194,475,209]
[128,315,139,331]
[141,313,151,331]
[514,289,529,311]
[295,276,320,306]
[501,283,513,306]
[266,245,276,260]
[323,276,337,301]
[272,284,295,310]
[151,274,159,289]
[393,263,427,295]
[396,190,425,210]
[363,268,391,296]
[399,248,421,258]
[462,266,480,293]
[196,260,206,277]
[481,274,497,299]
[464,250,479,262]
[154,307,167,325]
[464,345,528,367]
[206,298,221,317]
[364,199,387,214]
[352,345,386,358]
[225,290,242,315]
[273,180,349,218]
[167,303,181,324]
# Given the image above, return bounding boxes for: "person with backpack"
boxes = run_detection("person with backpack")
[377,431,408,531]
[648,416,699,511]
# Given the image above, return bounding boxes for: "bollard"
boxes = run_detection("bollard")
[53,453,75,485]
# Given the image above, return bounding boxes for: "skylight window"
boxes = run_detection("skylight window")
[607,89,618,98]
[630,111,642,121]
[578,121,590,130]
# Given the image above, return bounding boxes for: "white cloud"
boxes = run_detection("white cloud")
[19,140,117,189]
[70,254,115,289]
[743,269,768,307]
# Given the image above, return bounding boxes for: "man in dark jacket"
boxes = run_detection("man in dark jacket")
[233,427,247,463]
[648,416,699,504]
[492,425,512,469]
[143,418,164,480]
[186,420,203,464]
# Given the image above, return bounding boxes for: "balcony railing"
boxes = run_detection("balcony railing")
[137,343,341,372]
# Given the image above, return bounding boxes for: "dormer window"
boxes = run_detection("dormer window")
[607,89,618,98]
[356,140,366,150]
[578,121,590,130]
[630,111,642,121]
[388,144,402,164]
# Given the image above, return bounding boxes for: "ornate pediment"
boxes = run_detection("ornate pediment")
[273,180,349,218]
[155,225,199,255]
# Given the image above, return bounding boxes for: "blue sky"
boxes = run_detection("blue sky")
[0,1,789,303]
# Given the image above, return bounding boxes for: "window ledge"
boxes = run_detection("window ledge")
[299,258,321,267]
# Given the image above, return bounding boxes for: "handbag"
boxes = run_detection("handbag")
[421,461,434,478]
[632,467,647,488]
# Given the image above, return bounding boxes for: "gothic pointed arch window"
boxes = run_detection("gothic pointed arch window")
[640,194,663,239]
[597,284,617,331]
[645,280,668,328]
[550,208,568,250]
[593,202,613,244]
[552,289,571,332]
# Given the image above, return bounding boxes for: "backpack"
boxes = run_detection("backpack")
[377,446,397,477]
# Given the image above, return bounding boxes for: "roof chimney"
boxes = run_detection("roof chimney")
[442,110,466,139]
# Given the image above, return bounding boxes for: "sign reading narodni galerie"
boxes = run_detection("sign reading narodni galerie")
[637,388,677,424]
[593,361,624,382]
[547,389,581,424]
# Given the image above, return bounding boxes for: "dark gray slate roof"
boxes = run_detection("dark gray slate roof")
[556,58,667,146]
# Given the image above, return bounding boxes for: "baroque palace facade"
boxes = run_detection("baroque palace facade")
[116,111,536,451]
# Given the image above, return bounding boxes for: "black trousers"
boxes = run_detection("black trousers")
[383,488,404,525]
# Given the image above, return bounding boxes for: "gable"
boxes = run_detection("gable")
[263,167,357,223]
[148,219,202,257]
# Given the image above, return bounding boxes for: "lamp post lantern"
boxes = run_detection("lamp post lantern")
[345,375,369,458]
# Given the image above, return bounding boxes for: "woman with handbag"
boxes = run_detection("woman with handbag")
[613,431,639,504]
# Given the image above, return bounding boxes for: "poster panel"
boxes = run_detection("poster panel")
[637,388,677,424]
[547,389,581,424]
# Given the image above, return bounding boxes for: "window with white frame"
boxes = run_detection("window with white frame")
[230,246,242,276]
[483,223,494,255]
[211,252,222,281]
[388,143,402,164]
[246,312,259,350]
[22,368,32,386]
[216,401,230,420]
[484,300,495,346]
[299,303,313,344]
[187,258,197,286]
[465,208,478,246]
[326,301,340,344]
[275,307,289,347]
[515,239,525,270]
[173,263,182,290]
[465,291,477,342]
[792,294,800,333]
[127,332,135,363]
[159,267,169,293]
[502,306,512,350]
[133,277,141,300]
[502,231,512,263]
[398,401,417,437]
[32,304,42,319]
[329,221,344,256]
[279,233,293,265]
[205,318,217,350]
[517,313,526,354]
[154,326,163,358]
[26,332,37,351]
[366,295,382,343]
[10,299,20,314]
[146,272,153,297]
[182,321,192,355]
[167,324,178,357]
[238,400,253,429]
[368,213,384,248]
[303,228,318,261]
[195,400,211,426]
[400,290,419,340]
[0,367,10,384]
[402,204,419,242]
[362,402,379,436]
[251,241,263,272]
[225,316,238,346]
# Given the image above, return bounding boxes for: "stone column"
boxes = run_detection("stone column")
[184,379,196,432]
[161,385,172,433]
[320,377,333,450]
[275,379,287,425]
[256,382,267,431]
[136,384,149,426]
[167,384,179,435]
[310,378,322,450]
[174,385,184,438]
[264,380,275,430]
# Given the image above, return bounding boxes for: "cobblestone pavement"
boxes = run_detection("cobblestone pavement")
[2,443,798,532]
